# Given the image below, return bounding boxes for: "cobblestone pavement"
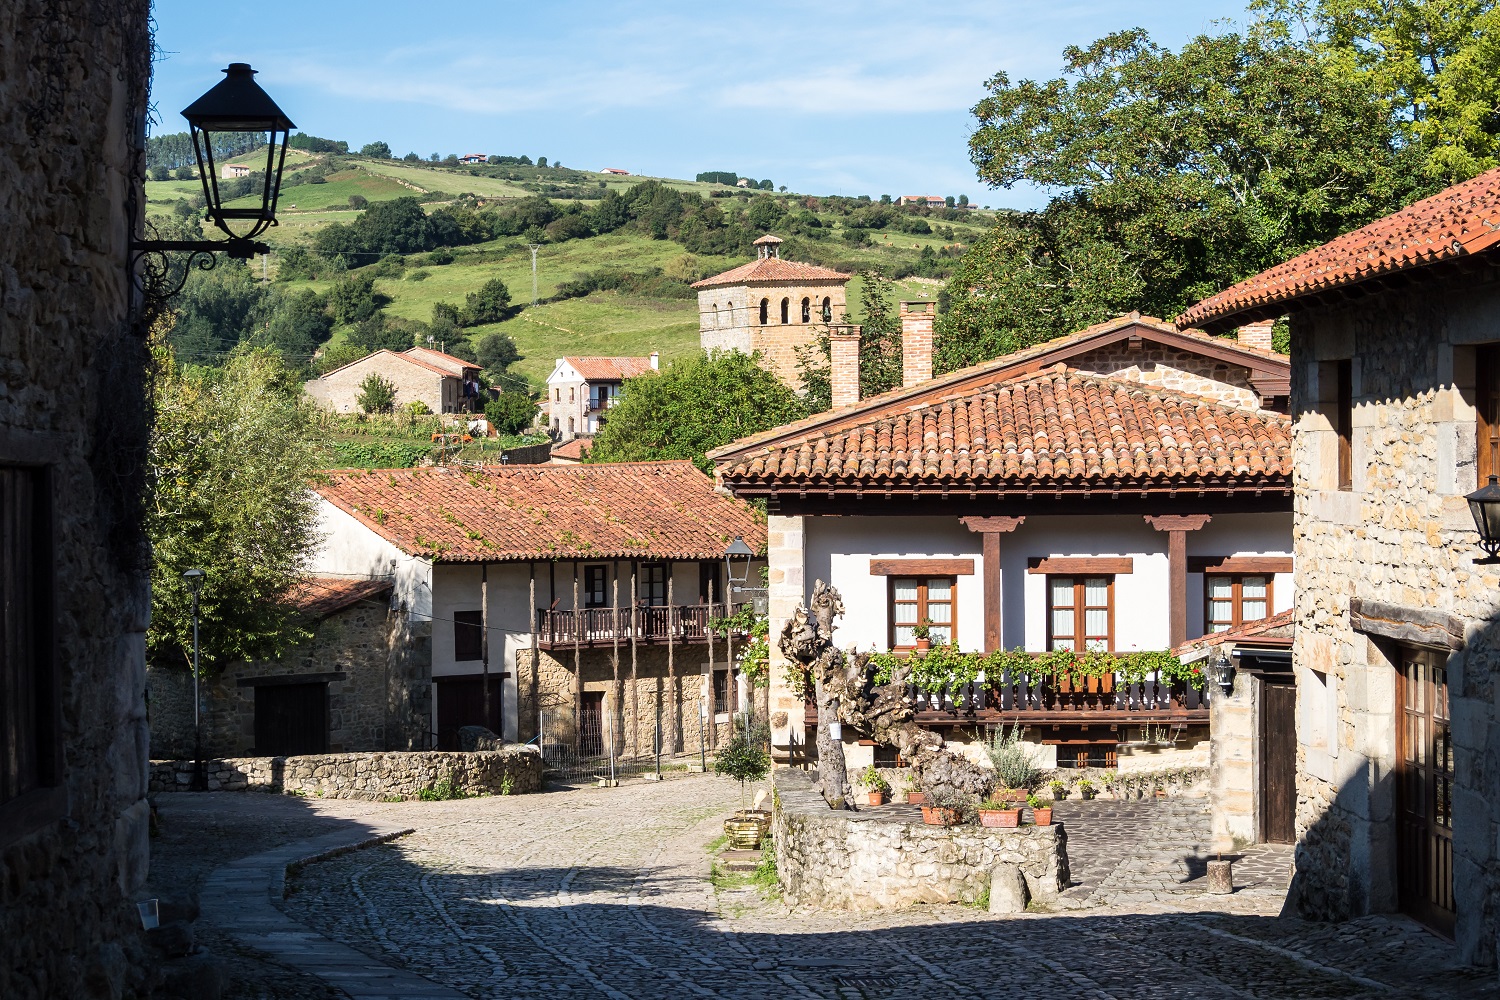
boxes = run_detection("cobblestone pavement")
[253,776,1492,1000]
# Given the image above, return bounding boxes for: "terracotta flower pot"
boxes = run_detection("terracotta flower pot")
[920,805,961,826]
[978,808,1021,828]
[906,790,927,805]
[1032,807,1053,826]
[867,790,885,806]
[915,638,931,652]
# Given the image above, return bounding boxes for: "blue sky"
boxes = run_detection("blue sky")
[149,1,1249,209]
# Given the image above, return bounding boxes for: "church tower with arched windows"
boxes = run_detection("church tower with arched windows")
[692,234,851,388]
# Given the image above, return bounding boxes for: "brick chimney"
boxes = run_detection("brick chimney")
[829,325,861,409]
[1237,320,1275,352]
[900,300,935,386]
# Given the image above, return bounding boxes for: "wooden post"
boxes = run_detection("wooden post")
[529,567,537,744]
[960,516,1025,653]
[706,579,716,751]
[667,574,678,755]
[1144,514,1212,649]
[573,565,582,747]
[630,562,639,758]
[611,573,621,759]
[481,562,491,732]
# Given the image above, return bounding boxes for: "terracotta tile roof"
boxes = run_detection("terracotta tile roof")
[550,438,590,461]
[563,356,656,381]
[285,576,392,619]
[315,349,456,381]
[1174,609,1294,655]
[691,257,851,289]
[316,461,765,563]
[404,346,477,375]
[713,366,1291,497]
[753,234,784,244]
[1178,168,1500,331]
[708,313,1289,464]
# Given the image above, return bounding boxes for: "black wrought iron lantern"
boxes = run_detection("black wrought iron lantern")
[182,63,295,246]
[724,536,755,585]
[1210,653,1235,696]
[1466,474,1500,563]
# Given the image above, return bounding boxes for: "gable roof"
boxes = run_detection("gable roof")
[708,313,1289,464]
[1179,167,1500,332]
[560,356,656,381]
[550,438,590,461]
[1174,609,1294,655]
[691,257,851,289]
[316,461,765,563]
[712,365,1291,498]
[314,348,456,381]
[286,576,392,619]
[403,346,477,375]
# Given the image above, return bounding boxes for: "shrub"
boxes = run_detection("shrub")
[462,278,512,326]
[404,400,432,416]
[986,723,1040,790]
[713,726,770,811]
[356,373,397,414]
[348,194,369,209]
[485,392,538,435]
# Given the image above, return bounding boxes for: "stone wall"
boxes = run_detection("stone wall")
[773,771,1068,911]
[305,351,451,414]
[1289,275,1500,966]
[146,597,428,758]
[1068,343,1262,410]
[148,748,543,799]
[1,4,157,998]
[697,280,850,389]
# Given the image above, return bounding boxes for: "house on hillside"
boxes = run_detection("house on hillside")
[223,163,251,178]
[1177,168,1500,960]
[310,461,766,755]
[601,167,630,175]
[692,234,852,389]
[459,153,487,164]
[305,346,482,414]
[898,195,947,208]
[710,309,1294,775]
[544,354,658,441]
[145,578,424,759]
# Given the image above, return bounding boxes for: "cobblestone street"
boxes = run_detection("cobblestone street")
[170,775,1494,1000]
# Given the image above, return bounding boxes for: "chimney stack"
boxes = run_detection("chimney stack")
[1237,320,1275,352]
[649,351,660,370]
[829,325,861,410]
[900,300,935,387]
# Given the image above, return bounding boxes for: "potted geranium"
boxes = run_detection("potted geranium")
[977,798,1022,828]
[861,765,891,806]
[912,620,932,652]
[1027,793,1053,826]
[1048,778,1068,801]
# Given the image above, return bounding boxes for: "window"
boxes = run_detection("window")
[698,561,720,604]
[712,303,719,327]
[759,298,769,324]
[584,565,608,608]
[567,417,575,434]
[780,297,789,324]
[1048,576,1111,651]
[1478,344,1500,481]
[821,297,832,322]
[453,610,483,661]
[554,388,560,402]
[889,576,954,648]
[1,466,57,813]
[800,297,810,323]
[1335,359,1352,490]
[640,563,667,606]
[1206,575,1271,632]
[569,387,575,403]
[712,668,735,715]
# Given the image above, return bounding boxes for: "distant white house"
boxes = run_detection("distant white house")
[544,354,658,440]
[898,195,946,208]
[459,154,487,164]
[223,164,251,178]
[601,167,630,175]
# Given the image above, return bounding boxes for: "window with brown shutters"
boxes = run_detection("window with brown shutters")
[453,610,482,661]
[1477,344,1500,482]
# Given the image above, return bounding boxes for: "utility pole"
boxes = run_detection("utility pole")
[528,243,541,305]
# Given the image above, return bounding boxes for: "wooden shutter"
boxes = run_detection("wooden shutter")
[1477,344,1500,481]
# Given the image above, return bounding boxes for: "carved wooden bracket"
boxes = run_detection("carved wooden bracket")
[1143,514,1213,532]
[960,515,1025,533]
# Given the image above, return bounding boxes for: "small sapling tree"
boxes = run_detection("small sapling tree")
[357,372,397,414]
[713,723,770,812]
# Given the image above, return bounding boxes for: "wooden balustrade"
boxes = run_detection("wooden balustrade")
[534,603,747,649]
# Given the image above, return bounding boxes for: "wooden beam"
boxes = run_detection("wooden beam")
[959,516,1026,534]
[1144,514,1211,649]
[1188,555,1293,574]
[1349,597,1465,651]
[1027,556,1134,575]
[1143,514,1213,532]
[869,558,975,576]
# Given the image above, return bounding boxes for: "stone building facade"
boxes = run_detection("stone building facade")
[147,578,429,759]
[1178,170,1500,965]
[2,4,157,998]
[692,235,851,388]
[305,347,474,414]
[543,354,657,440]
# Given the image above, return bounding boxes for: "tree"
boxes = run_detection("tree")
[462,278,512,326]
[328,273,380,325]
[796,271,902,410]
[474,331,521,371]
[588,350,809,471]
[485,392,538,435]
[536,156,548,167]
[314,342,366,375]
[359,140,392,159]
[713,721,771,811]
[348,194,368,210]
[957,194,969,206]
[146,347,323,670]
[151,164,170,181]
[403,151,420,162]
[940,25,1423,371]
[945,195,956,207]
[251,288,332,365]
[174,164,195,180]
[357,372,397,413]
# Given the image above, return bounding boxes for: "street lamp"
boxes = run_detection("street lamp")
[1466,475,1500,564]
[724,536,754,585]
[132,64,295,307]
[182,567,207,792]
[1210,652,1235,696]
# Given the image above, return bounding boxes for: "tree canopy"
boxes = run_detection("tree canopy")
[587,350,809,472]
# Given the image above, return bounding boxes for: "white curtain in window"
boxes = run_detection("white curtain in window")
[1242,576,1268,620]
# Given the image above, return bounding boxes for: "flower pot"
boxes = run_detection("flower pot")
[978,808,1021,828]
[920,805,961,826]
[724,809,772,850]
[1079,788,1096,801]
[1031,807,1053,826]
[867,790,885,806]
[906,790,927,805]
[993,788,1029,804]
[915,638,931,652]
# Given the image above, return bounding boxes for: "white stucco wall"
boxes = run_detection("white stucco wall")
[309,499,432,621]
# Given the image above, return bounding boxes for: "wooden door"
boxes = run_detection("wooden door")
[254,683,328,756]
[1260,679,1297,843]
[1397,648,1455,936]
[434,675,504,750]
[579,691,605,757]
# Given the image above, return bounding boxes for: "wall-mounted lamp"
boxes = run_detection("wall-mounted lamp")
[1210,652,1235,696]
[1467,475,1500,564]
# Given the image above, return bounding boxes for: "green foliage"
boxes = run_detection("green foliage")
[549,267,694,302]
[288,133,349,154]
[940,24,1424,371]
[359,140,392,159]
[860,766,891,795]
[484,392,539,435]
[328,273,380,325]
[462,278,513,326]
[588,350,807,471]
[986,724,1041,790]
[867,645,1207,692]
[146,348,322,669]
[356,372,397,414]
[326,441,433,469]
[796,271,902,411]
[419,773,469,801]
[475,332,522,372]
[713,724,771,810]
[696,171,740,185]
[313,343,366,375]
[710,588,770,687]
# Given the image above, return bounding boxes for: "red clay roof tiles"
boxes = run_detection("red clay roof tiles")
[564,357,656,381]
[715,367,1291,496]
[316,461,764,563]
[1178,167,1500,331]
[691,257,851,289]
[1173,608,1294,654]
[286,576,392,619]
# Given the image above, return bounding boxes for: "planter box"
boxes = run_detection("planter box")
[920,805,961,826]
[978,808,1021,828]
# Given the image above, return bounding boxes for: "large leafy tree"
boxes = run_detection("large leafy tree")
[938,26,1423,371]
[587,350,809,471]
[147,346,324,671]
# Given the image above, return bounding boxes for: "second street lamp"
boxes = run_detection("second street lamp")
[182,567,207,792]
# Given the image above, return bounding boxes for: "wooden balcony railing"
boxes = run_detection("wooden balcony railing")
[534,602,748,649]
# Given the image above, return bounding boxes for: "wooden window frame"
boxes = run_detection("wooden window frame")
[1204,574,1274,632]
[583,565,608,608]
[1477,343,1500,482]
[640,563,667,607]
[453,609,483,661]
[887,575,957,650]
[1335,359,1353,491]
[1046,575,1114,652]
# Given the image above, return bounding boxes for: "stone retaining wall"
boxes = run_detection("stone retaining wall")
[149,748,543,799]
[773,771,1068,911]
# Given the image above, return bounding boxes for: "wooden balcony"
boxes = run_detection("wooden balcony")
[534,603,748,650]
